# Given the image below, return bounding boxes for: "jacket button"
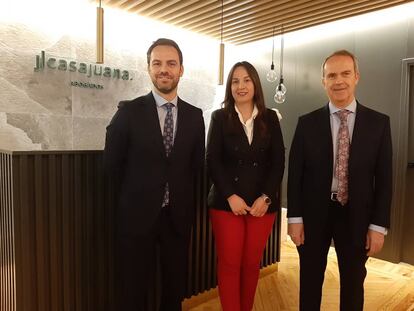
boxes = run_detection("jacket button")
[234,177,239,182]
[253,162,258,167]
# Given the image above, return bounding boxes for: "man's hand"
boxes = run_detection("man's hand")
[288,223,305,246]
[366,229,385,256]
[227,194,251,215]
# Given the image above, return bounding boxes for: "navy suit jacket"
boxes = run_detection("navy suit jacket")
[104,92,205,236]
[287,102,392,246]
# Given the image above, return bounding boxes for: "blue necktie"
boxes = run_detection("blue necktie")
[162,103,174,206]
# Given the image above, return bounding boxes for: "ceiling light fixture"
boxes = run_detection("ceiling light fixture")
[274,25,287,104]
[218,0,225,85]
[266,26,277,83]
[96,0,104,64]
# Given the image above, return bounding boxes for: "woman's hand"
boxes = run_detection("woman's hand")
[249,196,269,217]
[227,194,251,215]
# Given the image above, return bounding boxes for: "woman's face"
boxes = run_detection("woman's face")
[231,66,255,105]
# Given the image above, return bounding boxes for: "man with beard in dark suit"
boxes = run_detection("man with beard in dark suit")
[104,38,205,311]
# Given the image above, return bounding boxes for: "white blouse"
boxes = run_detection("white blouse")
[234,105,258,145]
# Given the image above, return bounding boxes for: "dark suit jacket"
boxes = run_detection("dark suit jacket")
[287,102,392,246]
[104,92,205,237]
[206,108,285,213]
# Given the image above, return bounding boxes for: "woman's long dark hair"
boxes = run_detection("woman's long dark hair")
[222,61,267,136]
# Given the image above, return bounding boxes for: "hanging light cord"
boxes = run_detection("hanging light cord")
[99,0,101,8]
[280,25,284,77]
[271,26,275,65]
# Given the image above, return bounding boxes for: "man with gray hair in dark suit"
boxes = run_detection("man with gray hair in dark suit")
[288,50,392,311]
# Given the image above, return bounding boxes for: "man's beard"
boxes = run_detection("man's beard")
[151,76,179,95]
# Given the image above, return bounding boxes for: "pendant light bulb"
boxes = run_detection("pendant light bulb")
[274,25,287,104]
[277,78,287,95]
[274,77,286,104]
[266,63,278,82]
[274,87,286,104]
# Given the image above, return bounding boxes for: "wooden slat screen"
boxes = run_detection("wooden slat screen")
[0,150,280,310]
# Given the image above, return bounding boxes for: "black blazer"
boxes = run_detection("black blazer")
[206,108,285,213]
[104,92,205,236]
[287,102,392,246]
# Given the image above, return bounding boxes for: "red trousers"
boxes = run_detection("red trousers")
[209,209,276,311]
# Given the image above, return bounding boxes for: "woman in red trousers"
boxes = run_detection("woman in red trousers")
[207,61,285,311]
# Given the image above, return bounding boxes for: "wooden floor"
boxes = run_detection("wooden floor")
[183,240,414,311]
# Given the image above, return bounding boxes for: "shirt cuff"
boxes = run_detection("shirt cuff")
[288,217,303,224]
[369,224,388,235]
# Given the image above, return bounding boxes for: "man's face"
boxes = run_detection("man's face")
[148,45,183,96]
[322,55,359,108]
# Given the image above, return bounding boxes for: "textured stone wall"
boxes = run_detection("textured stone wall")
[0,21,218,150]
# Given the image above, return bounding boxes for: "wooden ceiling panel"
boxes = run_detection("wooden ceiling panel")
[228,0,408,44]
[201,0,338,36]
[221,0,385,40]
[180,0,282,31]
[95,0,412,44]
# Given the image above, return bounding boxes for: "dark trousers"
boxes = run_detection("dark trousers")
[115,208,190,311]
[298,201,368,311]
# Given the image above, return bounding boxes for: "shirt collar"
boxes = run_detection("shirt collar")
[329,99,357,115]
[234,104,258,124]
[152,90,178,108]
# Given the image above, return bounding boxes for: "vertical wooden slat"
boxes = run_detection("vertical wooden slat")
[34,155,49,311]
[61,154,74,311]
[194,173,202,294]
[73,154,83,311]
[17,155,37,310]
[0,153,16,311]
[85,154,94,311]
[1,154,4,310]
[92,154,105,310]
[9,153,15,311]
[48,154,63,311]
[12,156,22,311]
[102,153,115,310]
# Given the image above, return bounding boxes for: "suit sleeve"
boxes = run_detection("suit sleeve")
[287,116,305,218]
[192,109,205,172]
[206,110,236,199]
[262,110,285,200]
[372,116,393,228]
[103,102,129,178]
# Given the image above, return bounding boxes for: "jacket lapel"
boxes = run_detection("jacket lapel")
[169,97,187,158]
[144,92,166,158]
[321,104,334,175]
[237,116,251,149]
[349,102,366,170]
[226,110,250,149]
[249,117,260,150]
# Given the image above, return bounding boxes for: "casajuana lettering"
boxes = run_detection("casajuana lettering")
[34,50,130,80]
